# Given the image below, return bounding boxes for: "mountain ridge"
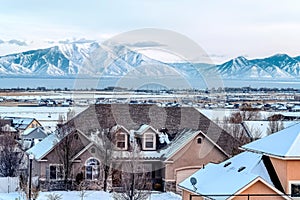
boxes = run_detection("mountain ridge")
[0,43,300,80]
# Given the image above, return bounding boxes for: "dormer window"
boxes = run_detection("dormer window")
[116,132,127,150]
[143,133,156,150]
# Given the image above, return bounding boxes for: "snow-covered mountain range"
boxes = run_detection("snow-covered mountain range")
[214,54,300,79]
[0,42,299,80]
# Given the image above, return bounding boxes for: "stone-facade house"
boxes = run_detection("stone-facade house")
[27,104,239,192]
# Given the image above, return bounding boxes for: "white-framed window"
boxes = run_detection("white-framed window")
[49,164,64,180]
[116,132,127,150]
[290,181,300,198]
[85,158,101,180]
[143,133,156,150]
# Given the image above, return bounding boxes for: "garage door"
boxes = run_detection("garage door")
[176,168,199,190]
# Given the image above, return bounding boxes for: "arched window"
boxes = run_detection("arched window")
[85,158,101,180]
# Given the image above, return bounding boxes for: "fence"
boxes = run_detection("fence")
[0,177,20,193]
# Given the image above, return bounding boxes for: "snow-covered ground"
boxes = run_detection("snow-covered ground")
[0,191,181,200]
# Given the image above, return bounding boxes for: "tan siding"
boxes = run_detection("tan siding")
[271,158,300,193]
[165,132,227,191]
[182,190,203,200]
[176,168,199,186]
[270,157,288,192]
[287,160,300,181]
[235,180,285,200]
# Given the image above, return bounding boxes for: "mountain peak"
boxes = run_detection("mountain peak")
[269,53,292,60]
[234,56,248,61]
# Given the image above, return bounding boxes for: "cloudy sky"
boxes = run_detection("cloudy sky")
[1,0,300,63]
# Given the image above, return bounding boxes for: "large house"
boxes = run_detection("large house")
[26,104,239,192]
[179,122,300,199]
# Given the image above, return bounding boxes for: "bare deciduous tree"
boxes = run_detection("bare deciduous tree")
[267,119,284,135]
[113,145,151,200]
[67,108,76,121]
[54,126,82,190]
[0,133,24,177]
[19,174,40,200]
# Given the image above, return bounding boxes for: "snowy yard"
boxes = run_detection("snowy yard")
[0,191,181,200]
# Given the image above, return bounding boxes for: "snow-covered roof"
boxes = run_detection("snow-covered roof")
[162,129,200,159]
[114,129,206,160]
[243,120,298,138]
[4,117,37,130]
[26,133,60,160]
[242,123,300,158]
[22,128,36,136]
[1,124,17,132]
[135,124,157,136]
[178,151,275,199]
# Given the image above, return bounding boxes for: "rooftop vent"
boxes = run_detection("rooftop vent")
[238,166,246,172]
[223,162,232,167]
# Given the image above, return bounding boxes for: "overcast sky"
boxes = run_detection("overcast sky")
[1,0,300,63]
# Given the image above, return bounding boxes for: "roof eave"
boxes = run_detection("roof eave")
[240,147,300,160]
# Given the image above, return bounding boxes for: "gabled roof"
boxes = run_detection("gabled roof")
[113,129,228,160]
[162,129,201,159]
[22,127,48,137]
[242,123,300,159]
[111,124,130,134]
[4,117,40,130]
[178,151,289,200]
[67,104,238,155]
[26,133,60,160]
[71,143,94,162]
[161,129,229,160]
[135,124,158,136]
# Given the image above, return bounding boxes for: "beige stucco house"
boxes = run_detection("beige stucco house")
[26,104,239,192]
[179,122,300,199]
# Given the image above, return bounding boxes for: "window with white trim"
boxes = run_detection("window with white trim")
[290,181,300,197]
[49,164,64,180]
[143,133,156,150]
[85,158,101,180]
[116,132,127,150]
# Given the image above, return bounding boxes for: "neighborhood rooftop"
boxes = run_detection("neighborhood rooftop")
[242,122,300,158]
[178,151,285,200]
[26,133,59,160]
[67,104,238,155]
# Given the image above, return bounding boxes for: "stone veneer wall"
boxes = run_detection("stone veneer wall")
[40,180,73,191]
[39,178,112,192]
[165,181,177,192]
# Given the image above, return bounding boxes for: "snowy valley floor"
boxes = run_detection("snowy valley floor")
[0,191,181,200]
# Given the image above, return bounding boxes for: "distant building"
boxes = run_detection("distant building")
[0,118,17,134]
[3,117,42,133]
[20,127,49,150]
